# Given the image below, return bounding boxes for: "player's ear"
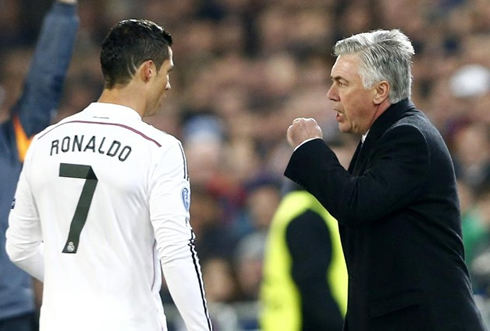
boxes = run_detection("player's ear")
[373,81,389,105]
[139,60,155,83]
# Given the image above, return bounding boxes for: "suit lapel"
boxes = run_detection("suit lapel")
[351,140,371,176]
[347,99,417,176]
[348,140,363,175]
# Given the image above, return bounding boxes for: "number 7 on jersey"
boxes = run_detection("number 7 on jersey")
[59,163,98,254]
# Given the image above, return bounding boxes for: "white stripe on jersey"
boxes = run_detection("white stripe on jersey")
[177,142,189,181]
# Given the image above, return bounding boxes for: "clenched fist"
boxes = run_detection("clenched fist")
[287,118,323,149]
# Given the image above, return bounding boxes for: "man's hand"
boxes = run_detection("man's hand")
[287,118,323,149]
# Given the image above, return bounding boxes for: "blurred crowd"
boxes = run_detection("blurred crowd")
[1,0,490,329]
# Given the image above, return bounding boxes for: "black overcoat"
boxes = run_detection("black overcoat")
[285,99,487,331]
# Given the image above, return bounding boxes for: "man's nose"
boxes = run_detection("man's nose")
[326,85,337,101]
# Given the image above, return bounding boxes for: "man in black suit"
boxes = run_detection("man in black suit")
[285,29,487,331]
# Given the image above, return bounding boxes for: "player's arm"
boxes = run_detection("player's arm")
[12,0,79,161]
[6,140,44,282]
[150,141,212,331]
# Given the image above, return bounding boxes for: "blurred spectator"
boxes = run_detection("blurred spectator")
[190,184,238,264]
[239,174,281,237]
[470,182,490,296]
[233,175,281,304]
[449,64,490,99]
[452,123,490,193]
[172,256,241,331]
[458,180,489,279]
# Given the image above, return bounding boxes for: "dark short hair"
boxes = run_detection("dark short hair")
[100,19,173,88]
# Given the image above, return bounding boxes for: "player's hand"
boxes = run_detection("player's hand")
[287,117,323,149]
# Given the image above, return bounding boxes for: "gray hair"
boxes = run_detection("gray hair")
[333,29,414,104]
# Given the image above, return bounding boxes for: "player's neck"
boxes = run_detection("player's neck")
[98,86,145,117]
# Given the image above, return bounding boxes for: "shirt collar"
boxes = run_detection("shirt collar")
[83,102,142,121]
[361,130,369,143]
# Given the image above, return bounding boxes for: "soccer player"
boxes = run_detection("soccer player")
[0,1,79,330]
[6,19,212,331]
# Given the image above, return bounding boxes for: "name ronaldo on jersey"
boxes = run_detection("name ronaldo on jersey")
[50,134,132,162]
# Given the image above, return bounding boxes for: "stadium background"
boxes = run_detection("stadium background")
[1,0,490,329]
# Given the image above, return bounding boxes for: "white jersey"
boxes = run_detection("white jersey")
[6,103,212,331]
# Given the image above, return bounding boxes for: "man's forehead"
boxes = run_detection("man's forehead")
[331,54,360,78]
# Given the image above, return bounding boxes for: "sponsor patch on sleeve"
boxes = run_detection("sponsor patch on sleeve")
[181,187,190,212]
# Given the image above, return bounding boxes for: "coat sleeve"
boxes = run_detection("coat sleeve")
[13,2,79,138]
[285,125,429,227]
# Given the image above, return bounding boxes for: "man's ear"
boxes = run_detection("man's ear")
[373,81,389,105]
[139,60,155,83]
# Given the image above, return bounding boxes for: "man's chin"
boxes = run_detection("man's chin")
[338,125,350,133]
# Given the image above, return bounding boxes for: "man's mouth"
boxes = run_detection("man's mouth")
[335,111,343,121]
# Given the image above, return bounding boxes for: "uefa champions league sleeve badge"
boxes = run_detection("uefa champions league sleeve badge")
[181,187,190,212]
